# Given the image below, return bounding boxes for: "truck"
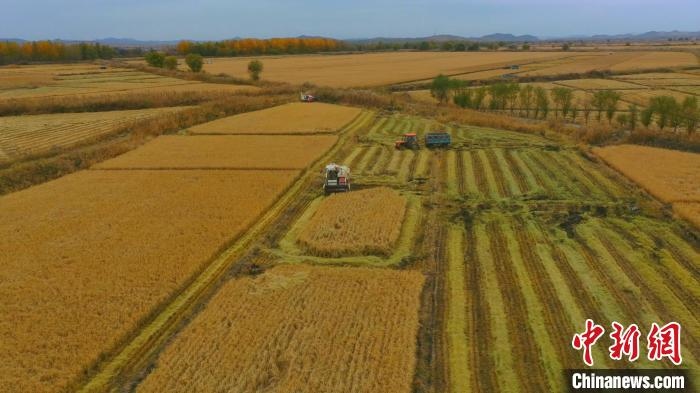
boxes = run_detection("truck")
[424,132,451,148]
[323,163,350,194]
[395,133,419,150]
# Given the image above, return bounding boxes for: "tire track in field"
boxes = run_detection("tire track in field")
[487,221,549,392]
[455,148,466,195]
[513,217,580,369]
[465,224,498,393]
[485,149,511,198]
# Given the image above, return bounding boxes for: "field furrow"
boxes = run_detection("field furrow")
[487,220,550,391]
[472,222,508,392]
[470,149,490,197]
[485,149,512,198]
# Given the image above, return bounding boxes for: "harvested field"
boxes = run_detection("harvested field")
[553,78,646,90]
[0,169,298,393]
[0,106,191,163]
[190,52,575,87]
[135,264,425,393]
[446,212,700,392]
[188,102,362,134]
[94,134,337,170]
[518,51,696,77]
[297,187,407,257]
[0,65,256,100]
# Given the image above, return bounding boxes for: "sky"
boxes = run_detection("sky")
[1,0,699,41]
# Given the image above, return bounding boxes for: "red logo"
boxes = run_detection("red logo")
[609,322,640,362]
[573,320,682,366]
[572,319,606,366]
[647,322,682,365]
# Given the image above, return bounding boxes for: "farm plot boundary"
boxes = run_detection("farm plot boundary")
[76,110,376,393]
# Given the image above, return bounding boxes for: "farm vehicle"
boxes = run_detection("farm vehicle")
[300,92,316,102]
[396,132,451,149]
[395,133,419,150]
[323,163,351,195]
[425,132,451,148]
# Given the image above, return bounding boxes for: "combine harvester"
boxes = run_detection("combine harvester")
[300,92,316,102]
[323,163,350,195]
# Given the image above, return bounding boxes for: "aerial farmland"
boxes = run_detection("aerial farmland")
[1,3,699,393]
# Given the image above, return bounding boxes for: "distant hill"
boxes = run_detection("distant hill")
[2,30,699,48]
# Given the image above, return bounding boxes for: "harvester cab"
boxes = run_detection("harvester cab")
[395,133,419,150]
[323,163,351,195]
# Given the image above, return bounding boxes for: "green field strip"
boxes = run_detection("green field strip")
[484,149,511,197]
[413,149,431,179]
[559,241,631,327]
[607,218,700,302]
[595,222,700,365]
[573,225,658,327]
[494,149,524,196]
[460,151,480,197]
[397,150,415,183]
[474,221,518,392]
[370,146,393,175]
[342,146,365,169]
[366,116,388,137]
[527,219,612,368]
[355,145,381,174]
[274,194,421,267]
[470,149,491,197]
[633,220,700,278]
[476,149,502,199]
[520,150,576,200]
[507,150,541,195]
[543,151,602,199]
[501,218,562,390]
[445,225,472,393]
[385,148,403,174]
[445,150,459,198]
[486,219,550,391]
[564,151,630,199]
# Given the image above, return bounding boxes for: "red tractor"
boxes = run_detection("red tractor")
[395,133,419,150]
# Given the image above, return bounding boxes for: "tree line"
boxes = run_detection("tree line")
[432,75,699,134]
[176,38,344,57]
[0,41,120,64]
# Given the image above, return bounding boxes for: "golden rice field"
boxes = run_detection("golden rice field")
[135,264,425,393]
[0,65,257,100]
[0,169,298,393]
[94,134,338,169]
[188,102,362,134]
[0,106,191,164]
[297,187,407,257]
[191,51,578,87]
[518,51,696,76]
[553,78,646,90]
[593,145,700,226]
